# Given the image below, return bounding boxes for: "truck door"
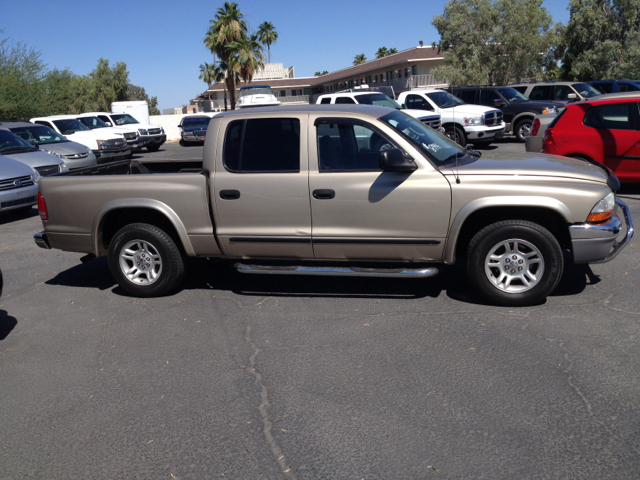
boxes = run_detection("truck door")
[212,114,314,258]
[308,114,451,261]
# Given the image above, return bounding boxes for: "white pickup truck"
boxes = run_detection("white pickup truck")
[86,112,166,152]
[397,89,505,147]
[30,115,131,163]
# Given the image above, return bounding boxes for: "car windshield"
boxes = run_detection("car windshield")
[52,119,90,135]
[425,91,465,109]
[354,93,401,109]
[77,116,110,130]
[182,117,211,127]
[111,114,140,125]
[379,110,464,165]
[10,125,69,145]
[497,87,529,103]
[0,129,38,154]
[574,83,601,98]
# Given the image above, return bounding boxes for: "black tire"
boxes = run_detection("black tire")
[179,139,185,147]
[514,118,533,142]
[146,144,161,152]
[467,220,563,306]
[444,126,467,147]
[108,223,184,297]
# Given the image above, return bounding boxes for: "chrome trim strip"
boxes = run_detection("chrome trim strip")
[34,231,51,249]
[569,215,622,239]
[235,264,439,278]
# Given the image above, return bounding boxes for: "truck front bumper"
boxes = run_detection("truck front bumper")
[465,125,505,141]
[569,199,634,264]
[145,134,166,146]
[93,146,132,164]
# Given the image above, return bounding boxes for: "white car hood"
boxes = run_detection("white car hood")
[403,109,440,120]
[442,104,497,116]
[67,130,123,141]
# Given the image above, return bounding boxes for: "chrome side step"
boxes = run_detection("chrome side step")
[235,263,438,278]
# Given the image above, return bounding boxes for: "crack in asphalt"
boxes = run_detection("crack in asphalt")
[244,321,297,480]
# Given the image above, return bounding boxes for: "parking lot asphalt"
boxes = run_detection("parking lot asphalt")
[1,140,640,479]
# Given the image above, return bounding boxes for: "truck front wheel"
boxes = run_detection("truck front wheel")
[514,118,533,142]
[444,126,467,147]
[146,144,161,152]
[467,220,563,306]
[108,223,184,297]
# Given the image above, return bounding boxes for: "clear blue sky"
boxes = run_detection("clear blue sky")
[2,0,571,112]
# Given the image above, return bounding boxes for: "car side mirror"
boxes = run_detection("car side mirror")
[105,122,112,126]
[567,93,577,100]
[379,148,417,172]
[494,100,505,107]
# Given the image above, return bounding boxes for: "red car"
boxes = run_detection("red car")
[542,94,640,182]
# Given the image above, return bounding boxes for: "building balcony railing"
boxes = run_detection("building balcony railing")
[277,95,309,104]
[406,74,449,90]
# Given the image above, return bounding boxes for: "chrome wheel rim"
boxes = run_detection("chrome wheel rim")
[484,238,544,293]
[445,130,462,145]
[119,240,163,285]
[519,123,532,138]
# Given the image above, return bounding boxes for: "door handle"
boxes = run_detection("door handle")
[220,189,240,200]
[313,189,335,200]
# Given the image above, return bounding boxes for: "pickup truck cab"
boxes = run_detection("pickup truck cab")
[315,91,444,132]
[30,115,131,163]
[85,112,166,152]
[397,89,505,147]
[33,105,633,306]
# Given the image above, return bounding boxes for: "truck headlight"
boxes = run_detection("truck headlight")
[464,116,483,126]
[96,140,109,150]
[542,107,557,115]
[587,192,615,223]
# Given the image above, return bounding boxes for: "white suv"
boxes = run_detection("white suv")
[86,112,166,152]
[315,91,444,132]
[397,89,506,147]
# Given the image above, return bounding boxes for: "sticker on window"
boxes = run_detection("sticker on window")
[423,143,442,153]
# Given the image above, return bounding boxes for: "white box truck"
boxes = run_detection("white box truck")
[111,101,150,126]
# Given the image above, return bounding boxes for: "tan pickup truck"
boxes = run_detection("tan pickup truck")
[34,105,634,306]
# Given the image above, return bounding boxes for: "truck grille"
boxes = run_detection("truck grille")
[193,130,207,137]
[148,128,162,135]
[107,139,127,150]
[0,175,35,191]
[123,132,137,140]
[484,111,503,126]
[422,118,441,130]
[1,196,36,209]
[35,165,61,176]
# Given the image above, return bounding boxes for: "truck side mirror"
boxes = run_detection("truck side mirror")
[567,93,577,100]
[104,122,111,126]
[494,99,505,107]
[379,148,417,172]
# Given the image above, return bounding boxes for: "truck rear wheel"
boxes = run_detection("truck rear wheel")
[108,223,184,297]
[467,220,563,306]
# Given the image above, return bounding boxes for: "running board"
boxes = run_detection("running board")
[235,263,438,278]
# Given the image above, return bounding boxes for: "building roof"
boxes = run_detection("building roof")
[212,103,394,119]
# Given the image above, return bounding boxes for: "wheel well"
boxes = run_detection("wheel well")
[514,115,534,126]
[99,208,183,255]
[442,122,463,130]
[566,153,594,162]
[454,207,571,260]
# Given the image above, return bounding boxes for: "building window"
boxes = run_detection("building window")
[412,65,417,75]
[373,75,377,84]
[405,67,410,77]
[280,90,286,97]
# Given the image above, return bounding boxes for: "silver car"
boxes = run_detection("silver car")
[0,128,69,176]
[1,122,97,169]
[525,113,557,153]
[0,156,40,213]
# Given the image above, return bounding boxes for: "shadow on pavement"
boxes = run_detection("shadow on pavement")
[0,310,17,340]
[0,207,38,225]
[45,257,116,291]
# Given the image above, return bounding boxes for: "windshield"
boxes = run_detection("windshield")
[354,93,401,109]
[574,83,601,98]
[52,119,90,135]
[0,129,38,154]
[182,117,211,127]
[497,87,529,103]
[425,91,465,109]
[78,116,110,130]
[239,87,274,97]
[379,110,463,165]
[111,114,140,125]
[10,125,69,145]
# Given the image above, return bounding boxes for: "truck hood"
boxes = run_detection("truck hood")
[67,130,123,141]
[452,152,609,184]
[402,109,440,121]
[442,104,497,116]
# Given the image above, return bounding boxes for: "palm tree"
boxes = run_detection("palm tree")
[388,48,398,55]
[198,62,216,102]
[213,62,228,111]
[209,2,247,109]
[257,21,278,64]
[353,54,367,65]
[314,70,328,76]
[375,47,388,59]
[231,33,265,84]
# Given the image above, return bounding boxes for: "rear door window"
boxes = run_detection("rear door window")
[223,118,300,173]
[584,103,632,130]
[529,86,552,101]
[458,90,477,104]
[335,97,356,104]
[618,83,640,92]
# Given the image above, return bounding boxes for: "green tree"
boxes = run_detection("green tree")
[199,62,216,100]
[256,21,278,64]
[375,47,388,58]
[126,84,161,115]
[353,53,367,65]
[0,36,47,120]
[560,0,640,80]
[387,48,398,55]
[231,33,265,84]
[89,58,130,111]
[314,70,329,76]
[432,0,559,85]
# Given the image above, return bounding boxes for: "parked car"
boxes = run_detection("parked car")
[178,115,212,145]
[0,128,68,176]
[397,89,505,147]
[510,81,602,104]
[448,86,562,141]
[525,113,557,153]
[541,94,640,182]
[76,114,144,153]
[315,90,444,132]
[0,122,97,169]
[30,115,131,163]
[0,155,40,214]
[34,104,632,306]
[85,112,166,152]
[589,80,640,94]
